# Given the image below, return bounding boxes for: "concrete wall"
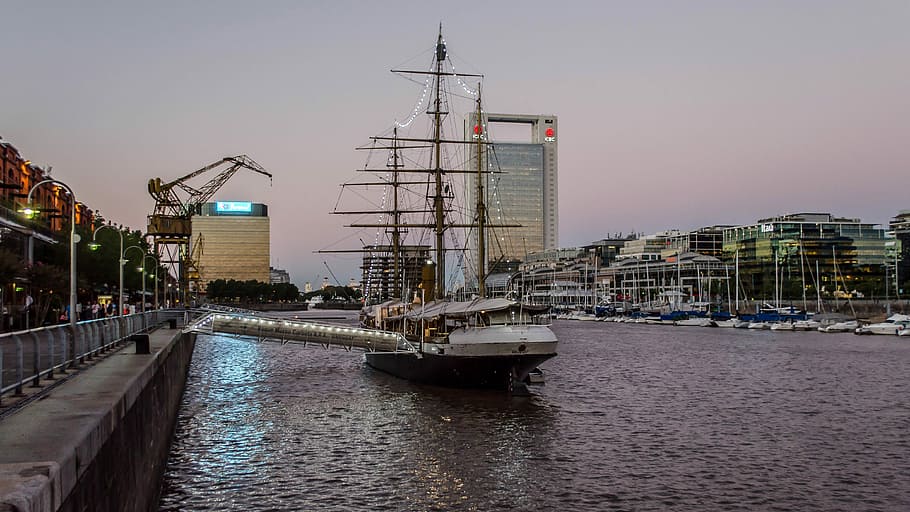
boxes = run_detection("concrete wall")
[0,327,195,512]
[59,332,195,512]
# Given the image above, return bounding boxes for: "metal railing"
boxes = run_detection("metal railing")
[0,310,182,405]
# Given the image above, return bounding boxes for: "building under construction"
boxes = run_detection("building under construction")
[361,244,430,303]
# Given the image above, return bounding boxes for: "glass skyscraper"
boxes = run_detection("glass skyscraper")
[465,113,558,283]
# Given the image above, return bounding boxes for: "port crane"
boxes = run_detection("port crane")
[147,155,272,304]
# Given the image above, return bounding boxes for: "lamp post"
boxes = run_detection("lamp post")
[89,225,125,316]
[142,254,159,311]
[24,179,79,329]
[124,245,147,314]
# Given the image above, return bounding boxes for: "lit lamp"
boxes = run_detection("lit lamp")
[89,225,125,316]
[22,179,80,329]
[124,245,148,315]
[142,254,159,311]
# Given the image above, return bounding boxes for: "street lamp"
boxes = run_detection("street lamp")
[141,254,159,311]
[124,245,148,314]
[89,225,125,316]
[24,179,79,329]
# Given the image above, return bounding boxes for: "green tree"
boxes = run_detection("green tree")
[25,262,67,327]
[0,249,23,330]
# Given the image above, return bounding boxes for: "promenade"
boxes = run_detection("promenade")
[0,324,192,512]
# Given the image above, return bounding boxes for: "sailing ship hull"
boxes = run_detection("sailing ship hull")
[364,351,555,390]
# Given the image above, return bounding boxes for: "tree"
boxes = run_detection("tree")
[25,262,67,327]
[0,249,23,330]
[0,248,20,284]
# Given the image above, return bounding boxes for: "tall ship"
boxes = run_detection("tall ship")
[332,26,558,392]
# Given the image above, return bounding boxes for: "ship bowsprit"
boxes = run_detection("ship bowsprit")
[184,311,415,353]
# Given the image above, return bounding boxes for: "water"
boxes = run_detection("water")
[160,315,910,511]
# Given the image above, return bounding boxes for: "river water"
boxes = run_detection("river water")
[159,313,910,511]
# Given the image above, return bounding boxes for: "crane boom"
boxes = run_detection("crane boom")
[146,154,272,307]
[148,155,272,217]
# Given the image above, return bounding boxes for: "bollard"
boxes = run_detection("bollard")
[168,318,177,329]
[130,334,150,354]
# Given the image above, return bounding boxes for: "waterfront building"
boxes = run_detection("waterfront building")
[618,230,681,262]
[0,137,95,243]
[514,235,639,308]
[464,113,558,279]
[1,137,100,329]
[191,202,270,292]
[723,213,890,301]
[522,247,586,270]
[600,251,730,307]
[665,226,730,259]
[889,210,909,293]
[582,234,639,268]
[360,244,430,303]
[269,267,290,284]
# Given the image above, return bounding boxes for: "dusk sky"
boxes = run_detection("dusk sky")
[2,1,908,286]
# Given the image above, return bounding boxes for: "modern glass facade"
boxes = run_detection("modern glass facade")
[464,113,558,288]
[889,210,909,293]
[486,142,544,260]
[723,213,890,300]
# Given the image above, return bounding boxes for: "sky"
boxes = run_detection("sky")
[2,1,908,287]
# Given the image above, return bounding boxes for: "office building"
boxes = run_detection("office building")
[723,213,889,300]
[191,201,270,291]
[465,113,558,280]
[269,267,290,284]
[666,226,730,259]
[889,210,909,293]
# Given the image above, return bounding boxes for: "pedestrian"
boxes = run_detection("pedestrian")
[91,302,100,319]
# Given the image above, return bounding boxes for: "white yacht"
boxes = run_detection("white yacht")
[855,314,910,335]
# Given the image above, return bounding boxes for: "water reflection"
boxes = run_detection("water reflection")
[161,331,559,511]
[161,319,910,511]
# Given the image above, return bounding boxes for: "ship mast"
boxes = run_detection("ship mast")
[474,84,486,298]
[332,26,484,302]
[389,127,403,298]
[432,25,447,299]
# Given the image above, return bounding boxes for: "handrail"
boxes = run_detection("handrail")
[0,309,186,405]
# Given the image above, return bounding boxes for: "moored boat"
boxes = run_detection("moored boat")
[854,314,910,335]
[793,319,821,331]
[819,320,859,333]
[339,27,558,391]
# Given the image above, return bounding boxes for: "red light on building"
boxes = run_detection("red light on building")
[545,127,554,138]
[474,124,482,135]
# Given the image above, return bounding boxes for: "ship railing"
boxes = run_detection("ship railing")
[185,311,416,353]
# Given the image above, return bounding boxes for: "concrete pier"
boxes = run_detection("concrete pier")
[0,327,194,512]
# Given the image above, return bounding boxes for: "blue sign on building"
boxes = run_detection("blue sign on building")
[215,201,253,213]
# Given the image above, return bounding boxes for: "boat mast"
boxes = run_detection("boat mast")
[799,240,807,312]
[432,25,447,299]
[390,127,403,298]
[735,248,740,312]
[474,83,486,298]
